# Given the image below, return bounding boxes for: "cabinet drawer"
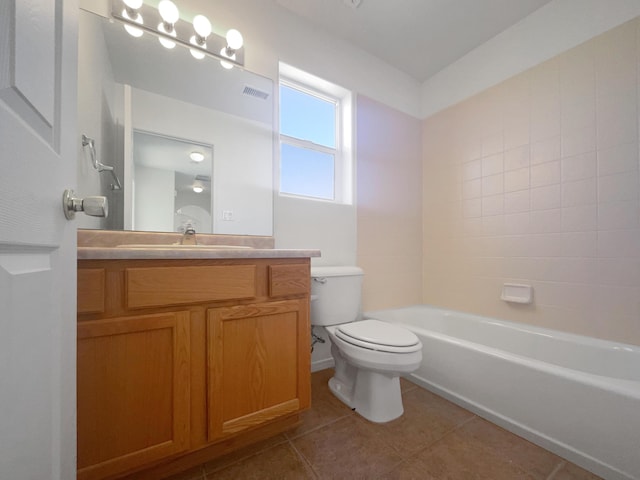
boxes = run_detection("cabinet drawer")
[126,265,256,308]
[78,268,105,314]
[268,264,309,297]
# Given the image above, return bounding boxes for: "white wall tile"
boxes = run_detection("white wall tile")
[482,194,504,216]
[462,159,482,180]
[462,178,482,199]
[482,153,504,176]
[560,232,597,257]
[482,173,504,196]
[530,208,562,233]
[504,167,530,193]
[482,131,504,156]
[597,229,640,258]
[504,212,530,235]
[561,151,597,182]
[597,96,638,149]
[531,184,561,211]
[562,178,597,207]
[531,160,561,187]
[597,258,640,286]
[531,136,561,164]
[598,172,639,203]
[504,145,530,171]
[597,142,639,176]
[562,124,597,157]
[598,201,640,230]
[421,19,640,345]
[504,189,530,213]
[561,205,597,232]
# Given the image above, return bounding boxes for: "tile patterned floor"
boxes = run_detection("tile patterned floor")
[167,369,602,480]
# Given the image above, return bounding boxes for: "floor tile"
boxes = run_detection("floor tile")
[204,443,315,480]
[400,376,417,393]
[154,369,604,480]
[292,415,403,479]
[456,417,562,479]
[286,369,354,439]
[404,429,536,479]
[364,386,475,458]
[202,434,288,474]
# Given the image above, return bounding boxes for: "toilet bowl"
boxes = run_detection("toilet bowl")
[311,266,422,423]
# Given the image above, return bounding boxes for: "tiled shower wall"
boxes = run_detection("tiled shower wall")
[422,18,640,345]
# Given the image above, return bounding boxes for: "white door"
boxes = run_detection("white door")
[0,0,78,479]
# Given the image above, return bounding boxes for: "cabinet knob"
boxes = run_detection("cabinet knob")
[63,189,109,220]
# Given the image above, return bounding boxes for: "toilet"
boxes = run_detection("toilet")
[310,266,422,423]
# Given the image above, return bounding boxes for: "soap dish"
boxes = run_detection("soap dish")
[501,283,533,304]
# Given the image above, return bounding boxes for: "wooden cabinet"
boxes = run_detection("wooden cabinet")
[77,312,190,480]
[207,299,310,441]
[77,257,311,480]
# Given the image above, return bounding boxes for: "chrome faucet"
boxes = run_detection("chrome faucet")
[181,227,197,245]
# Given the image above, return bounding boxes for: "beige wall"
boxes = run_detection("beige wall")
[357,96,423,311]
[422,18,640,346]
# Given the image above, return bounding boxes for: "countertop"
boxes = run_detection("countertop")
[78,246,321,260]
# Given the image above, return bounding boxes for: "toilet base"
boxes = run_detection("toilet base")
[329,370,404,423]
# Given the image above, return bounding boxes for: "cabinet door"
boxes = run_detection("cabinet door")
[207,300,310,441]
[77,312,191,480]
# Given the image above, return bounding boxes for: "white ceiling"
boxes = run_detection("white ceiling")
[273,0,554,82]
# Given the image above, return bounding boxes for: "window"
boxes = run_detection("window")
[278,63,352,203]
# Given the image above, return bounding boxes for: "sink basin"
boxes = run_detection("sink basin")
[116,244,253,249]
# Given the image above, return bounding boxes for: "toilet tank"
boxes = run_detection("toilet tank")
[310,266,364,326]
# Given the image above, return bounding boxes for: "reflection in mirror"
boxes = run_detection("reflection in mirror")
[132,131,213,233]
[77,8,274,236]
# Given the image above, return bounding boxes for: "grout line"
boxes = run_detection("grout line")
[546,460,566,480]
[201,436,289,476]
[287,437,321,479]
[285,412,354,441]
[373,457,411,480]
[398,412,479,461]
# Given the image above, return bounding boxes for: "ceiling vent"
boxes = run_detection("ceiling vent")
[195,174,211,182]
[242,85,270,100]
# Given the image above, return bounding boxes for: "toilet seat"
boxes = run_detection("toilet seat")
[335,319,421,354]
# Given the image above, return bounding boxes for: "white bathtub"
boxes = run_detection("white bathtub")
[365,305,640,480]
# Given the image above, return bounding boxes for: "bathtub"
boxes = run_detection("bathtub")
[365,305,640,480]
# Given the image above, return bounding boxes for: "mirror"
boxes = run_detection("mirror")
[133,131,213,233]
[77,8,274,236]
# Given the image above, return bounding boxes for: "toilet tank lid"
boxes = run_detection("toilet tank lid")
[311,266,363,277]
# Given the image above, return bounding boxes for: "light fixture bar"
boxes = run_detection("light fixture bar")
[111,0,244,68]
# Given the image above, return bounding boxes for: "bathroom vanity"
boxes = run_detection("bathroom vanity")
[76,234,319,479]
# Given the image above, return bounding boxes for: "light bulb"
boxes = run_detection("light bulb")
[190,151,205,162]
[193,14,212,38]
[123,0,143,9]
[219,47,234,70]
[122,9,144,38]
[193,185,204,193]
[158,22,176,49]
[158,0,179,24]
[226,29,243,50]
[189,36,205,59]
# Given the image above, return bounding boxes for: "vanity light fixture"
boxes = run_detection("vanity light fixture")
[157,0,179,49]
[218,29,243,69]
[112,0,245,67]
[190,14,212,60]
[122,0,144,37]
[189,151,205,162]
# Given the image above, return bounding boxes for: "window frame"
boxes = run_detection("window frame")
[278,64,353,204]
